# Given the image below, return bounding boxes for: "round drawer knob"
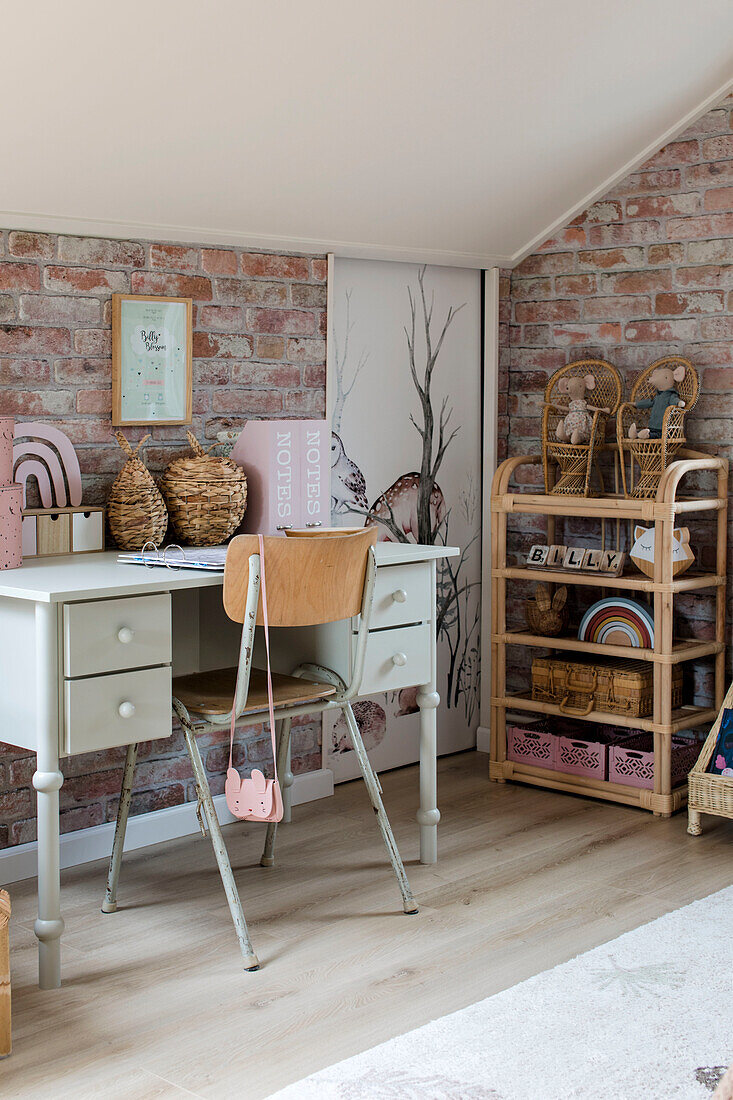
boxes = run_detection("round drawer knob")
[118,701,136,719]
[392,652,407,667]
[117,627,134,645]
[392,588,407,604]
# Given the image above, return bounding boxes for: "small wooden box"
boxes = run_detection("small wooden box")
[22,507,105,559]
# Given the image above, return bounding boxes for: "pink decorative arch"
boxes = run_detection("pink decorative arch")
[11,442,68,507]
[14,460,54,509]
[12,422,82,507]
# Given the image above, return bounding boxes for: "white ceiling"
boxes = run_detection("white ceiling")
[2,1,733,267]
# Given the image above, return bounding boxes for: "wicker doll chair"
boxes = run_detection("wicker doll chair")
[616,357,699,499]
[542,359,622,496]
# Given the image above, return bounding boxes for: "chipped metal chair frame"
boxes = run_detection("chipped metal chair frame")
[101,535,417,972]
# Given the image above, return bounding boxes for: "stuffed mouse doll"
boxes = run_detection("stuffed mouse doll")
[548,374,611,446]
[628,363,686,440]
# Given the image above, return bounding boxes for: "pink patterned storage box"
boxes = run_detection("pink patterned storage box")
[609,733,703,789]
[555,732,609,780]
[507,720,555,768]
[0,484,23,570]
[0,418,13,486]
[554,727,629,780]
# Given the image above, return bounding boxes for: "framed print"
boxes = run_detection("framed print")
[112,294,193,426]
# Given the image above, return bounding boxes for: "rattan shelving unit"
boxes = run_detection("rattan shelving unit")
[489,448,728,817]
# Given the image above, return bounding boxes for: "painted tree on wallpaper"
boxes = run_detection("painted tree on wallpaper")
[331,265,480,723]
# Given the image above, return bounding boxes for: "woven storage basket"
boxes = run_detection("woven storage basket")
[531,655,682,719]
[687,681,733,831]
[161,431,247,546]
[107,432,168,551]
[525,583,568,637]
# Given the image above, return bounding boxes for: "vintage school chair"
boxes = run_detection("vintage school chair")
[101,528,418,970]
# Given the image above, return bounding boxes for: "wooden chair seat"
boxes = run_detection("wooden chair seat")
[172,667,336,718]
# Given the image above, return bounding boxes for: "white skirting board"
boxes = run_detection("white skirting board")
[0,769,334,887]
[476,725,490,754]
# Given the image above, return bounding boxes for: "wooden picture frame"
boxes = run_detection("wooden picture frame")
[112,294,193,426]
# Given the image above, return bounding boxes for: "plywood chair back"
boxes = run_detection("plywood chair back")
[223,527,378,626]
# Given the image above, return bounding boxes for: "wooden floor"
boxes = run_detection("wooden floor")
[4,752,732,1099]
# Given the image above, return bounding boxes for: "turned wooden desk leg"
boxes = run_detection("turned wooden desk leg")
[281,725,294,824]
[416,677,440,865]
[33,601,64,990]
[0,890,9,1057]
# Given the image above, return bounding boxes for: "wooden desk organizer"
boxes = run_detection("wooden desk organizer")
[22,506,105,558]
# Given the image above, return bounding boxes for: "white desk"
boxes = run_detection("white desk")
[0,542,457,989]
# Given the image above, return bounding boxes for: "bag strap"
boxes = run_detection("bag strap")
[228,534,278,782]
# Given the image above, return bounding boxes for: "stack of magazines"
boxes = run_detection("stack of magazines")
[117,543,228,571]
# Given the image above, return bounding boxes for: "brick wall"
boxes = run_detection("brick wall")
[0,230,327,848]
[499,90,733,704]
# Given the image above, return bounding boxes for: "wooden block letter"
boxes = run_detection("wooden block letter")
[600,550,625,576]
[583,549,603,571]
[527,544,549,567]
[546,545,567,568]
[563,546,586,570]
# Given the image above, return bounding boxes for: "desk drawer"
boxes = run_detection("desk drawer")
[361,562,433,630]
[63,666,172,754]
[358,623,432,696]
[63,594,171,677]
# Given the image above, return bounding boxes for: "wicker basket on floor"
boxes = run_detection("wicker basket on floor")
[107,432,168,550]
[687,680,733,835]
[161,432,247,546]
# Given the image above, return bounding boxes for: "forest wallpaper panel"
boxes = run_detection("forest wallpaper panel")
[326,258,481,779]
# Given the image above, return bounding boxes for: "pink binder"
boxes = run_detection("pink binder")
[232,420,329,535]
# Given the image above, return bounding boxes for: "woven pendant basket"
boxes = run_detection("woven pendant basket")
[160,432,247,546]
[107,432,168,550]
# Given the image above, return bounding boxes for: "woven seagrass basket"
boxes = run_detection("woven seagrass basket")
[161,432,247,546]
[107,432,168,550]
[687,679,733,834]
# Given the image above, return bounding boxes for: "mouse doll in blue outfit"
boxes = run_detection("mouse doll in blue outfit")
[628,362,686,440]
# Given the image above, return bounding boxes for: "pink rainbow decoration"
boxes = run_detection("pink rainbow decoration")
[12,442,68,507]
[12,422,82,507]
[14,460,54,509]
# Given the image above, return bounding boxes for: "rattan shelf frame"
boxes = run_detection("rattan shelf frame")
[490,448,728,817]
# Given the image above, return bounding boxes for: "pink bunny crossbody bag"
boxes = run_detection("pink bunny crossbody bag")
[224,534,284,823]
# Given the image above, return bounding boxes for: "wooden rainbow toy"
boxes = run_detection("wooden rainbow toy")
[578,597,655,649]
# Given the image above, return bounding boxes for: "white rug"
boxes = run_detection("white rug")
[269,886,733,1100]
